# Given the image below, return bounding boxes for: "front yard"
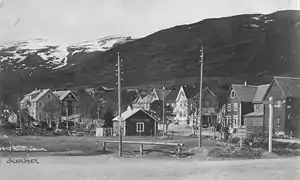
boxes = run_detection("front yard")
[1,131,300,160]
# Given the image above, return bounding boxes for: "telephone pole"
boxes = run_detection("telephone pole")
[162,86,165,135]
[268,97,273,153]
[117,52,123,157]
[198,44,204,150]
[17,95,21,129]
[263,97,274,153]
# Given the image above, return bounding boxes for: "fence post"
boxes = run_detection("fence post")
[240,135,243,148]
[139,144,143,155]
[103,141,106,151]
[177,145,181,157]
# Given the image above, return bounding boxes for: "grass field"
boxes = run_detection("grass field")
[0,135,218,158]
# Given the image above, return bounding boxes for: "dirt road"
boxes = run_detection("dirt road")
[1,155,300,180]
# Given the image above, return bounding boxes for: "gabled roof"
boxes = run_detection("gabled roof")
[164,89,179,102]
[112,107,157,122]
[252,84,270,103]
[273,76,300,98]
[230,84,258,102]
[155,88,171,100]
[193,87,217,99]
[53,90,79,102]
[183,85,199,99]
[21,89,51,103]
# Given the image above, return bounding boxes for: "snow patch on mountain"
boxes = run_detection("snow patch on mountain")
[69,36,134,55]
[0,36,135,70]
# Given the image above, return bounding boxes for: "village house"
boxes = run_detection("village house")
[53,90,80,123]
[132,89,161,111]
[263,76,300,138]
[192,87,219,126]
[0,108,17,125]
[243,84,270,135]
[20,89,61,127]
[225,82,257,130]
[112,106,158,136]
[173,86,195,126]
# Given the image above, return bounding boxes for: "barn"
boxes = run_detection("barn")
[112,107,158,136]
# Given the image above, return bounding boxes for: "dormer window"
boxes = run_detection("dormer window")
[230,90,235,99]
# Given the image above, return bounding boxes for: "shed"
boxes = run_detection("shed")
[112,107,158,136]
[244,112,264,136]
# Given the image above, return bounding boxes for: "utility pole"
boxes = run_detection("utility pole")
[97,107,100,124]
[198,44,204,150]
[268,97,273,153]
[117,52,123,157]
[17,95,21,129]
[162,86,165,135]
[262,97,274,153]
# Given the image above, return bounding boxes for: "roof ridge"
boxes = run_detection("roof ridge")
[275,76,300,80]
[232,84,258,87]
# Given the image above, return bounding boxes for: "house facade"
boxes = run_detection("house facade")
[112,107,158,136]
[225,82,257,129]
[244,84,270,135]
[53,90,80,123]
[188,87,219,127]
[194,87,219,126]
[173,86,190,125]
[263,76,300,138]
[20,89,61,127]
[132,89,160,111]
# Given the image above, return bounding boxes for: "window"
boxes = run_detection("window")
[253,119,263,126]
[255,104,261,111]
[233,103,238,111]
[180,112,183,117]
[227,104,232,112]
[136,122,144,132]
[226,116,232,124]
[233,115,238,124]
[204,101,210,107]
[230,90,235,98]
[48,94,50,99]
[39,102,42,107]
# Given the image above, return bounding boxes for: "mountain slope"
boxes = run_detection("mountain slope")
[59,10,300,89]
[1,10,300,106]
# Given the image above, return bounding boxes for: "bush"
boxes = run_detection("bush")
[231,137,241,144]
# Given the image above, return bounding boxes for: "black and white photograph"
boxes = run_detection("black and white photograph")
[0,0,300,179]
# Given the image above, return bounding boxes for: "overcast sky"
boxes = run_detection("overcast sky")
[0,0,298,45]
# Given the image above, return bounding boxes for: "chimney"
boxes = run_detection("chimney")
[244,81,248,86]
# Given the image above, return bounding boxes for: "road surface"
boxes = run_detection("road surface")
[1,155,300,180]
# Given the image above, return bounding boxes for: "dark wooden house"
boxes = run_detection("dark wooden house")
[112,106,158,136]
[225,82,257,129]
[244,84,270,136]
[192,87,219,126]
[263,76,300,138]
[53,90,80,123]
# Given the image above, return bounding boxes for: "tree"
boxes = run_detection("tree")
[103,108,114,127]
[188,96,200,135]
[21,99,31,127]
[150,100,175,131]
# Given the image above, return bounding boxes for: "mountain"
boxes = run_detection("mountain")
[0,36,135,70]
[1,10,300,107]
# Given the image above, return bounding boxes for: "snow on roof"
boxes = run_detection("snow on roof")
[21,89,51,103]
[112,107,156,122]
[52,90,78,101]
